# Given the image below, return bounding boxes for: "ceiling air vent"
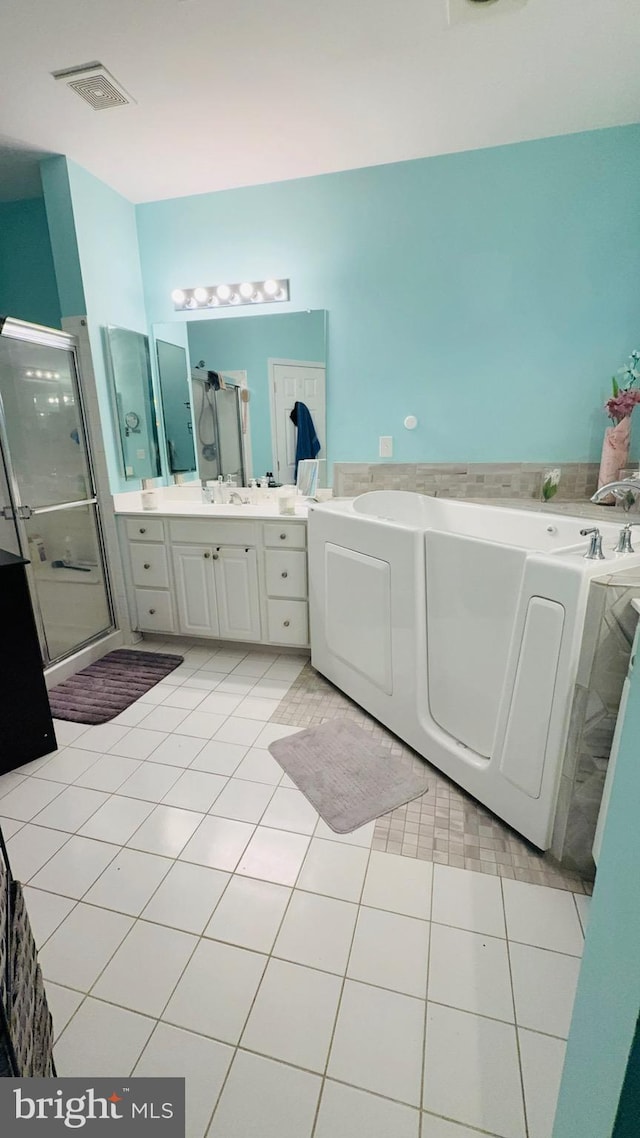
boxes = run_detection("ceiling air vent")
[448,0,528,24]
[51,62,135,110]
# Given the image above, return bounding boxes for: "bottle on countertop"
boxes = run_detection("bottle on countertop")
[28,534,47,565]
[63,534,77,564]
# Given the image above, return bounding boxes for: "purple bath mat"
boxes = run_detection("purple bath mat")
[48,649,184,725]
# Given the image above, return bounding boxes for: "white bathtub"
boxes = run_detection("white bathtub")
[308,491,639,848]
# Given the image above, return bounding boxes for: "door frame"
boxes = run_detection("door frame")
[268,358,326,485]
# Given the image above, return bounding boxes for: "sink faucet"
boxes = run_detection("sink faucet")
[591,478,640,504]
[228,491,249,505]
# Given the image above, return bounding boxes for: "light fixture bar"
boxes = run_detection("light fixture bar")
[171,279,290,311]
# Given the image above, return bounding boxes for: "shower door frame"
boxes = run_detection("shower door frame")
[0,317,116,667]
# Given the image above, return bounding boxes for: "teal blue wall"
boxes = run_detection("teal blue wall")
[41,158,87,319]
[136,125,640,472]
[42,157,151,492]
[186,310,326,477]
[0,197,62,328]
[553,652,640,1137]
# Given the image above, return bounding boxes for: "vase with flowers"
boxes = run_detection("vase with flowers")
[597,350,640,504]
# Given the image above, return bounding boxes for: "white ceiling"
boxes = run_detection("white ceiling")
[0,0,639,204]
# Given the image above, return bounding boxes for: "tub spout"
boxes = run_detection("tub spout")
[591,478,640,504]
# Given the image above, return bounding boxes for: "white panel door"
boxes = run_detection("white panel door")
[214,546,261,641]
[172,544,219,637]
[270,362,326,486]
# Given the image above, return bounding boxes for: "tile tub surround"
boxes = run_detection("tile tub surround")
[0,638,587,1137]
[273,666,591,894]
[551,569,640,876]
[332,461,605,504]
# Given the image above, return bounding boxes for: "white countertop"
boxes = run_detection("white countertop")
[113,487,310,521]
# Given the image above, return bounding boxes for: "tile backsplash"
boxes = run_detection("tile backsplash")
[333,462,601,501]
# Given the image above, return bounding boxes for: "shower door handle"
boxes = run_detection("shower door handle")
[0,504,31,520]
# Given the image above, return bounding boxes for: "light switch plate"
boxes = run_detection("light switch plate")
[379,436,393,458]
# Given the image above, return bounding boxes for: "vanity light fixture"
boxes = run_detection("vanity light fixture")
[171,278,290,311]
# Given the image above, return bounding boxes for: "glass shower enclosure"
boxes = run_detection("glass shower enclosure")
[0,317,114,666]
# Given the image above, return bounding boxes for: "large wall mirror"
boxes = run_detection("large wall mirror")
[152,309,327,485]
[104,326,162,481]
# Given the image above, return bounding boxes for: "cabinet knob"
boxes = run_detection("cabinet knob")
[143,562,151,569]
[280,533,287,540]
[245,547,249,553]
[139,527,146,534]
[283,619,290,627]
[204,551,211,559]
[281,570,288,578]
[148,608,156,615]
[212,553,219,560]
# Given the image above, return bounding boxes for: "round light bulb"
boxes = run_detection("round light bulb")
[216,284,232,301]
[26,370,33,377]
[35,370,42,378]
[239,282,255,299]
[171,288,186,305]
[193,287,209,304]
[263,279,279,296]
[53,373,60,379]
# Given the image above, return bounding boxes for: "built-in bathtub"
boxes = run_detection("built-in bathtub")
[308,491,640,848]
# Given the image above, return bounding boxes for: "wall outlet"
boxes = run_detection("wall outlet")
[379,436,393,458]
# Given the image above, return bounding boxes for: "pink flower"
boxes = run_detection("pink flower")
[605,388,640,422]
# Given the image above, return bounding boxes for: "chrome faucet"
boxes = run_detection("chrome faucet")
[591,478,640,504]
[580,527,605,560]
[614,522,640,554]
[228,491,249,505]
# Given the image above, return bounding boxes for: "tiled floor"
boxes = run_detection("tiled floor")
[0,638,590,1138]
[275,664,593,894]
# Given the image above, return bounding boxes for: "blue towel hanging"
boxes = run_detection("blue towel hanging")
[290,402,320,477]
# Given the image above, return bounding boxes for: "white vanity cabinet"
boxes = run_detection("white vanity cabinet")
[172,544,220,637]
[118,511,309,648]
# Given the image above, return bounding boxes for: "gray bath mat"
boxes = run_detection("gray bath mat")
[268,718,430,833]
[48,649,184,725]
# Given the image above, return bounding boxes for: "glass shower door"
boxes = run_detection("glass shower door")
[0,318,114,664]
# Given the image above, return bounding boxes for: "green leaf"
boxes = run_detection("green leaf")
[612,376,620,397]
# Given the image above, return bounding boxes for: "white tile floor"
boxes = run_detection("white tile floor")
[0,638,590,1138]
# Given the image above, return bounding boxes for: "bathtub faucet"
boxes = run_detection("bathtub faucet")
[591,478,640,504]
[580,527,605,560]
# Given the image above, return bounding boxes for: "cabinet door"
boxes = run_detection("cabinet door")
[172,544,219,637]
[214,546,261,642]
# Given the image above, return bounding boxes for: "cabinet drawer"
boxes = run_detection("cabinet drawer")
[263,522,307,549]
[134,588,175,633]
[169,519,258,546]
[130,543,170,588]
[125,517,165,542]
[265,550,308,599]
[267,599,309,646]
